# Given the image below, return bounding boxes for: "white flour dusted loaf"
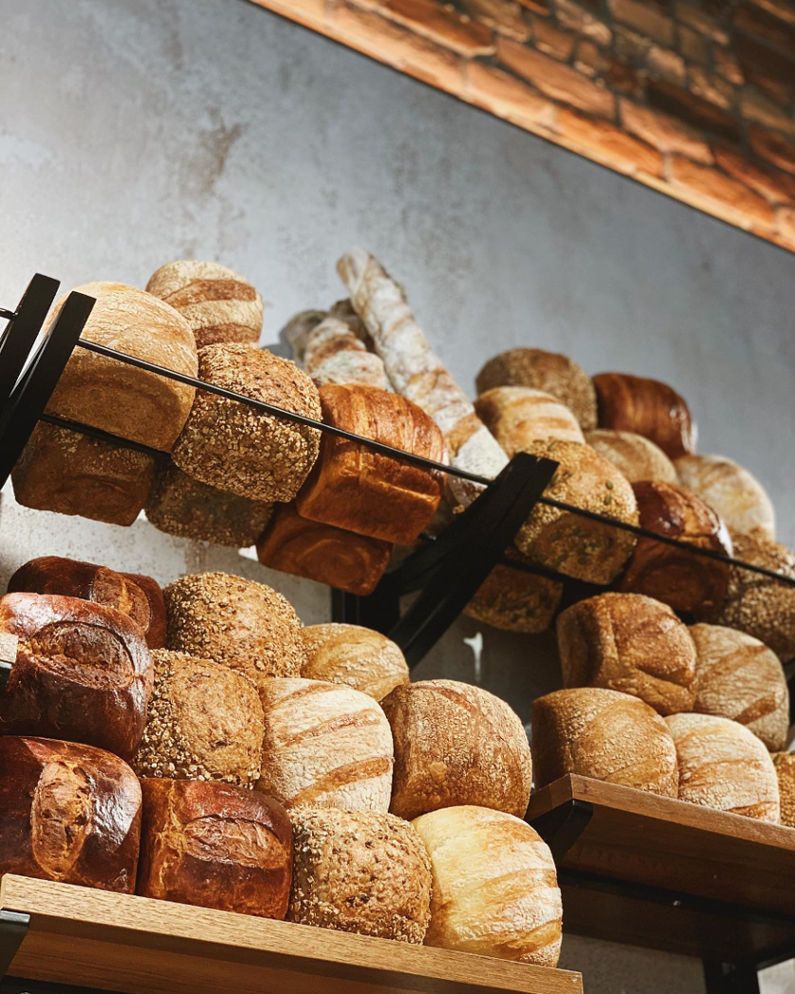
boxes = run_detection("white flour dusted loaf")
[284,310,391,389]
[255,678,394,811]
[676,454,775,541]
[474,386,585,452]
[301,624,409,701]
[585,429,678,484]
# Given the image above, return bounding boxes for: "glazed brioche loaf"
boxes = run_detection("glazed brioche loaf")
[474,386,585,453]
[137,778,292,918]
[301,624,409,701]
[689,623,789,751]
[557,593,697,715]
[0,736,141,892]
[256,678,394,811]
[585,429,677,484]
[412,805,562,966]
[46,282,197,451]
[593,372,696,459]
[146,260,263,349]
[465,556,563,634]
[381,680,532,820]
[676,454,775,541]
[772,753,795,828]
[665,713,780,822]
[164,572,306,688]
[289,807,432,943]
[532,687,679,796]
[132,649,264,787]
[476,348,597,430]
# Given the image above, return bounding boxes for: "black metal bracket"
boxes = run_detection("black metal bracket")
[0,911,29,980]
[529,799,594,862]
[703,960,761,994]
[0,275,60,422]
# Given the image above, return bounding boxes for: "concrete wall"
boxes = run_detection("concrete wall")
[1,1,794,991]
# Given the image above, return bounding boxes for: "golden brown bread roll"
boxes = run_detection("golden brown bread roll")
[301,624,409,701]
[381,680,532,820]
[585,429,678,483]
[146,260,263,349]
[593,371,696,459]
[689,623,789,751]
[665,713,780,822]
[164,572,306,688]
[46,282,197,451]
[172,344,321,502]
[474,386,584,452]
[132,649,264,787]
[476,348,597,430]
[464,556,563,634]
[289,807,432,942]
[676,454,775,541]
[412,805,562,966]
[514,438,638,584]
[532,687,678,796]
[11,422,155,526]
[557,592,697,715]
[256,677,394,811]
[772,753,795,828]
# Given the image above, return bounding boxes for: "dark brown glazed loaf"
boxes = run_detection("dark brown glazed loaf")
[0,593,153,760]
[593,372,696,459]
[137,778,292,918]
[0,736,142,892]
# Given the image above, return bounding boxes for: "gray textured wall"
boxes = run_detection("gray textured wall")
[1,1,794,992]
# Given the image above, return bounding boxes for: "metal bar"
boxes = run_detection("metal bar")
[0,911,28,980]
[0,275,60,419]
[703,961,761,994]
[38,413,166,459]
[0,309,16,322]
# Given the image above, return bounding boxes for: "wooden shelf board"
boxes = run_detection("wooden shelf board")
[0,875,582,994]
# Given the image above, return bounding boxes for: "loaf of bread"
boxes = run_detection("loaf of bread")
[676,454,775,541]
[137,778,292,917]
[164,572,306,688]
[46,282,197,451]
[7,556,166,649]
[256,678,393,811]
[289,807,432,942]
[286,311,391,389]
[381,680,532,820]
[146,260,263,349]
[295,384,446,545]
[772,753,795,828]
[593,372,696,459]
[172,344,321,502]
[256,504,391,596]
[145,461,273,547]
[132,649,264,787]
[11,422,155,526]
[301,624,409,701]
[689,623,789,751]
[0,593,153,760]
[532,687,678,796]
[557,593,697,715]
[514,438,638,584]
[476,348,597,430]
[474,387,584,453]
[585,429,677,484]
[618,481,733,615]
[412,805,562,966]
[464,556,563,633]
[665,713,780,822]
[0,736,141,892]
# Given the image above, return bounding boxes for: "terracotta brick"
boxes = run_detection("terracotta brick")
[378,0,495,54]
[668,154,776,225]
[555,0,613,46]
[674,2,729,44]
[465,61,557,127]
[608,0,675,45]
[532,15,575,58]
[734,3,795,55]
[688,66,734,109]
[574,39,604,76]
[749,127,795,176]
[646,78,742,143]
[605,56,645,95]
[740,90,795,140]
[733,32,794,105]
[715,145,795,203]
[713,46,745,85]
[459,0,530,39]
[677,24,709,64]
[620,99,713,163]
[646,44,686,84]
[555,106,663,176]
[498,38,615,115]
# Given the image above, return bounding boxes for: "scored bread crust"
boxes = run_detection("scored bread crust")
[475,386,585,453]
[585,429,677,484]
[676,454,775,541]
[301,624,409,701]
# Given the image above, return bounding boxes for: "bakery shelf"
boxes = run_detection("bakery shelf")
[0,874,583,994]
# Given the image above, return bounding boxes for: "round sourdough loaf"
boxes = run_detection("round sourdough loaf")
[585,429,677,484]
[301,624,409,701]
[676,453,775,541]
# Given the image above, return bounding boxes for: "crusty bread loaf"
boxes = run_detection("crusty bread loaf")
[676,454,775,541]
[146,260,263,349]
[46,282,197,451]
[0,593,153,760]
[287,312,391,389]
[412,805,562,966]
[474,386,585,453]
[532,687,678,796]
[289,807,431,942]
[11,422,155,526]
[172,344,321,502]
[514,438,638,584]
[256,504,392,596]
[256,678,394,811]
[0,736,141,892]
[665,713,780,822]
[137,778,292,917]
[465,556,563,634]
[132,649,264,787]
[301,624,409,701]
[476,348,597,430]
[585,429,677,484]
[593,372,696,459]
[164,572,306,688]
[145,461,273,547]
[381,680,532,820]
[772,753,795,828]
[557,593,697,715]
[689,623,789,751]
[123,572,168,649]
[619,481,733,616]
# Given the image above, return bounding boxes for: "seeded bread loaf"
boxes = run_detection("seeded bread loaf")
[772,753,795,828]
[474,386,585,452]
[465,556,563,633]
[585,429,677,484]
[593,372,696,459]
[301,624,409,701]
